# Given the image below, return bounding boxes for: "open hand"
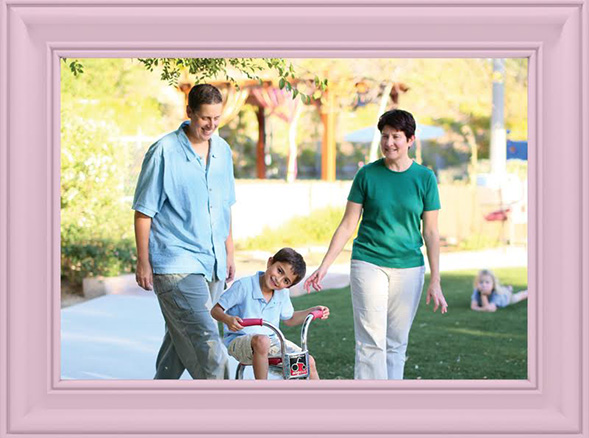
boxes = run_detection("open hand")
[426,281,448,314]
[304,266,328,293]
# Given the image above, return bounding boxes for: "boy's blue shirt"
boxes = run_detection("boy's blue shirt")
[216,272,295,347]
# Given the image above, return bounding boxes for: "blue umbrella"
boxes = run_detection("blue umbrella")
[344,124,445,143]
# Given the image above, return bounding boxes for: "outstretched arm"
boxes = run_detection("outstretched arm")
[283,306,330,327]
[304,201,362,292]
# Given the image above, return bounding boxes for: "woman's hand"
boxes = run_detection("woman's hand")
[304,266,328,293]
[426,280,448,314]
[135,259,153,291]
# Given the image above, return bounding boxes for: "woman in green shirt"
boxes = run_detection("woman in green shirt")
[305,109,448,379]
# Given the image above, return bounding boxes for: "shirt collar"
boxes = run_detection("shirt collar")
[252,272,265,301]
[177,121,219,162]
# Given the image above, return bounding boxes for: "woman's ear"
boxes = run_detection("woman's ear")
[267,257,273,268]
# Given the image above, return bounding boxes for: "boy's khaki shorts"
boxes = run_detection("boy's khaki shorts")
[227,334,301,364]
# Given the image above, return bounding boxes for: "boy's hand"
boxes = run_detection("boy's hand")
[313,306,330,320]
[225,315,244,332]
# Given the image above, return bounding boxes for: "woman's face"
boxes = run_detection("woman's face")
[380,125,415,162]
[477,275,495,295]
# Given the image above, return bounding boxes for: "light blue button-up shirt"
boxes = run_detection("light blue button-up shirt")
[216,272,295,347]
[132,121,236,281]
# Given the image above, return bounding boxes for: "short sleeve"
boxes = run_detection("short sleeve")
[279,293,295,320]
[132,144,166,217]
[216,280,245,310]
[471,289,479,302]
[347,167,366,204]
[423,170,441,211]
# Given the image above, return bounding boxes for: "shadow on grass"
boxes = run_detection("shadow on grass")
[282,267,528,380]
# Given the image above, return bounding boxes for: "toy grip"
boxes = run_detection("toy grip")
[240,318,264,327]
[309,309,324,320]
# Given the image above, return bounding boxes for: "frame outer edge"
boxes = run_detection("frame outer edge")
[3,1,588,437]
[0,0,8,433]
[579,0,589,437]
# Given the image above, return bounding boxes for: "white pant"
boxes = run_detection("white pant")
[350,260,425,380]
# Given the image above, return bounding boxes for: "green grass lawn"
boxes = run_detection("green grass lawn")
[281,267,528,380]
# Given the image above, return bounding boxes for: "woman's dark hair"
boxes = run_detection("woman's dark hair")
[188,84,223,111]
[271,247,306,285]
[377,109,416,139]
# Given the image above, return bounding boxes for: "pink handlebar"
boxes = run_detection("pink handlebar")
[240,318,263,327]
[309,309,324,320]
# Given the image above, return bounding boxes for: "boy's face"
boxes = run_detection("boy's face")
[263,259,298,291]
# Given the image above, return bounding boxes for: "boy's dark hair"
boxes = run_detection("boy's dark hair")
[271,247,306,285]
[188,84,223,111]
[377,109,416,140]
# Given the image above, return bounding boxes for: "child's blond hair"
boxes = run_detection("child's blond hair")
[474,269,510,294]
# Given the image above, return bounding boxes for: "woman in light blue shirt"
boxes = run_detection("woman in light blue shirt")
[133,84,236,379]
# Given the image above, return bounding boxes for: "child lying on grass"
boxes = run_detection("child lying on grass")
[471,269,528,312]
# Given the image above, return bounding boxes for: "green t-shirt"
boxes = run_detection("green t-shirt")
[348,159,441,269]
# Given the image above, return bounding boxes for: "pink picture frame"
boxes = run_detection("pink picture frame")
[1,0,587,436]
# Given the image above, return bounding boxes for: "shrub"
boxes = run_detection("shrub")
[61,237,137,286]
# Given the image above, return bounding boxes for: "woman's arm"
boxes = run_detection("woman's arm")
[422,210,448,313]
[304,201,363,292]
[134,210,153,290]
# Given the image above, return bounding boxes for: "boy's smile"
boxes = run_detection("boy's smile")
[260,260,298,294]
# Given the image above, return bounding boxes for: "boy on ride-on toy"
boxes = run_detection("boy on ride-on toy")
[211,248,329,380]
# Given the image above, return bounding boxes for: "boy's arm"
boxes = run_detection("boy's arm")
[211,303,244,332]
[283,306,330,327]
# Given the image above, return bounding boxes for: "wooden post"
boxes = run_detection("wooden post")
[256,105,266,179]
[321,89,336,181]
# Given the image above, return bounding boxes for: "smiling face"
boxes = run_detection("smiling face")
[477,274,495,295]
[186,103,223,144]
[380,125,415,162]
[262,259,298,292]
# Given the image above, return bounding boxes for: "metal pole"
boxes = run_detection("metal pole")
[490,59,507,178]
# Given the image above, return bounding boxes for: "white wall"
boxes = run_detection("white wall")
[232,180,352,241]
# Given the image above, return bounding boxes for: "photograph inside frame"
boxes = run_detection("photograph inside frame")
[60,57,528,381]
